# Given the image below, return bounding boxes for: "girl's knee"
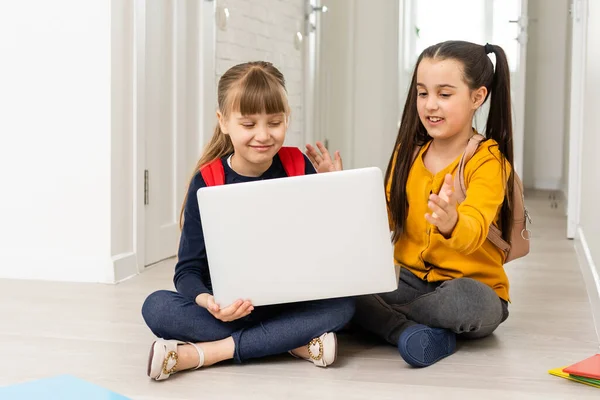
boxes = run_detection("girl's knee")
[437,278,503,328]
[327,297,356,327]
[341,296,356,318]
[441,278,497,303]
[141,290,177,333]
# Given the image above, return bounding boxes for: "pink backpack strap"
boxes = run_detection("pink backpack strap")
[277,147,306,177]
[200,158,226,186]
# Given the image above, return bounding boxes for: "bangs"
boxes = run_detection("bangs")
[226,67,289,116]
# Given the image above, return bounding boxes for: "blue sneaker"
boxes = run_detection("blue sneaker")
[398,324,456,367]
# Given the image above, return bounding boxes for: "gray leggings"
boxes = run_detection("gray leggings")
[353,267,509,345]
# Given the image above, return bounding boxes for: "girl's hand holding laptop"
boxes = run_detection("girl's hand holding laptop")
[196,293,254,322]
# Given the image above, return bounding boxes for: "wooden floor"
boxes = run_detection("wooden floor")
[0,191,599,399]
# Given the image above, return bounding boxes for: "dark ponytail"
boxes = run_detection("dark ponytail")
[385,53,430,243]
[484,44,514,242]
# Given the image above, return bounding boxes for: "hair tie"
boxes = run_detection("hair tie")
[484,43,494,54]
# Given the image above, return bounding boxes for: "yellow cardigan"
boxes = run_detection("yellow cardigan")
[387,139,511,301]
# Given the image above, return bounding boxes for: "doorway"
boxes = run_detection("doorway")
[135,0,216,268]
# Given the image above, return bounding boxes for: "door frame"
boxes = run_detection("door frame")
[567,0,588,239]
[513,0,529,180]
[133,0,147,272]
[303,0,319,149]
[133,0,216,272]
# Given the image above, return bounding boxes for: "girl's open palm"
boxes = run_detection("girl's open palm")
[425,174,458,237]
[305,142,343,173]
[204,295,254,322]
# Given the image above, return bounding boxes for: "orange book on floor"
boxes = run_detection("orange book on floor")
[563,354,600,380]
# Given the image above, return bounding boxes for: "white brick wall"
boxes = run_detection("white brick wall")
[216,0,305,148]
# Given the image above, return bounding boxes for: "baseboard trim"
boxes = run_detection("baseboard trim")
[533,178,562,191]
[575,228,600,344]
[112,252,139,283]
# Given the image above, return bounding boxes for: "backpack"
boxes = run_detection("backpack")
[200,146,306,186]
[413,134,531,263]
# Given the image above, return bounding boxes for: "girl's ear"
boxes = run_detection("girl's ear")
[472,86,488,110]
[217,111,228,135]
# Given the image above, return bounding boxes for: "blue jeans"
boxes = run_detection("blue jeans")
[142,290,355,363]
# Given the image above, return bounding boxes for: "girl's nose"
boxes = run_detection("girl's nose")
[425,96,438,111]
[255,128,270,141]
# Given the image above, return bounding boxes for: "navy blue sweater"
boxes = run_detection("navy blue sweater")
[173,152,316,300]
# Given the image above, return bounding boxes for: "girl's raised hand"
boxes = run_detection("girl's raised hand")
[425,174,458,237]
[305,142,343,173]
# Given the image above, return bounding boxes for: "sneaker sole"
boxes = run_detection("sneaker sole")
[332,333,338,365]
[398,325,456,368]
[147,341,157,377]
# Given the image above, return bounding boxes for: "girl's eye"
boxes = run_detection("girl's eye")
[417,92,427,97]
[440,93,451,98]
[242,123,255,128]
[269,121,282,127]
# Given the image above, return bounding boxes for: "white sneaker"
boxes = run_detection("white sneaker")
[147,339,205,381]
[291,332,337,367]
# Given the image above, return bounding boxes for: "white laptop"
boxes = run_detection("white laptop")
[196,167,397,307]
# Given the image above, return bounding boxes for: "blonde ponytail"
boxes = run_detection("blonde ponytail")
[198,123,234,168]
[179,123,233,229]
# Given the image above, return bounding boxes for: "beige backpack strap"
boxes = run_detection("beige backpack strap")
[454,134,485,204]
[487,225,511,253]
[453,133,514,258]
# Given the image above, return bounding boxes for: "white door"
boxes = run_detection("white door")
[402,0,528,178]
[313,0,355,167]
[312,0,400,172]
[566,0,588,239]
[144,0,180,266]
[142,0,213,267]
[507,0,529,180]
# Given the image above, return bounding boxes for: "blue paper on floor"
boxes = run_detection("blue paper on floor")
[0,375,130,400]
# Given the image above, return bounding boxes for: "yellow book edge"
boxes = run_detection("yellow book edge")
[548,367,600,389]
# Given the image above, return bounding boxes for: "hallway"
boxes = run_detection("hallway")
[0,191,598,399]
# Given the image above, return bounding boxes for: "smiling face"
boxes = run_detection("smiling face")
[215,64,291,177]
[416,57,487,141]
[218,111,288,176]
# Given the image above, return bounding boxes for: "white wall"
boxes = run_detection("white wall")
[0,1,113,282]
[0,0,305,284]
[215,0,305,148]
[579,0,600,282]
[523,0,570,191]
